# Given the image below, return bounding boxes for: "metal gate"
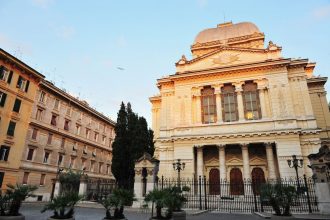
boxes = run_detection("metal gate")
[158,175,318,213]
[86,178,116,201]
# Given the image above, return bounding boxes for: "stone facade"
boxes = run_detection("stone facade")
[0,49,44,191]
[150,22,330,183]
[18,80,115,201]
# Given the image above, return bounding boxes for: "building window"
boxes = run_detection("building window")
[86,129,90,139]
[22,172,29,184]
[72,142,77,151]
[0,91,7,107]
[43,151,50,163]
[81,159,86,170]
[69,157,75,168]
[47,133,53,145]
[94,132,99,142]
[0,66,13,83]
[51,114,57,126]
[17,76,30,92]
[83,145,88,155]
[7,121,16,136]
[64,120,70,131]
[0,146,10,161]
[243,81,261,120]
[12,98,22,113]
[61,138,65,148]
[99,163,103,173]
[26,148,34,161]
[58,154,63,165]
[36,108,43,120]
[54,99,60,110]
[31,128,38,140]
[76,124,81,135]
[222,84,238,122]
[66,107,71,116]
[39,91,46,103]
[40,174,46,186]
[201,86,217,124]
[90,161,95,172]
[0,172,4,188]
[102,136,106,145]
[106,165,110,175]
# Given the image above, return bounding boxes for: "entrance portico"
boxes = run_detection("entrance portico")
[194,142,278,182]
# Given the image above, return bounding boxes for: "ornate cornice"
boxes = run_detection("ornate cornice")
[156,128,321,143]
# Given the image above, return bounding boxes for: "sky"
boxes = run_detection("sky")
[0,0,330,126]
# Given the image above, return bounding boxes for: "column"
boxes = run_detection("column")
[265,142,276,180]
[258,87,267,119]
[218,145,226,180]
[195,93,202,124]
[235,84,245,121]
[196,146,204,178]
[215,87,223,123]
[241,143,251,180]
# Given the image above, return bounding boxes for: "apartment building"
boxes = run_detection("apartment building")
[0,48,44,190]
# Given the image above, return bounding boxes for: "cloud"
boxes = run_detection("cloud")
[31,0,54,9]
[0,34,33,57]
[56,26,76,40]
[312,5,330,20]
[116,36,127,48]
[197,0,208,8]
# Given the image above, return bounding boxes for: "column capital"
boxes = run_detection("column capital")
[216,144,225,150]
[240,143,249,149]
[194,145,204,149]
[265,142,273,148]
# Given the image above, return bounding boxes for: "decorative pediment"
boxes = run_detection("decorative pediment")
[227,157,242,164]
[250,156,266,165]
[205,157,219,166]
[176,46,281,73]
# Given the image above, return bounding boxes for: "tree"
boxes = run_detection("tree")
[111,102,155,190]
[111,102,130,189]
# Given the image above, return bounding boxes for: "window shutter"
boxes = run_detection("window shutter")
[13,99,22,112]
[7,71,13,84]
[17,76,22,87]
[0,172,4,188]
[0,93,7,107]
[25,80,30,92]
[4,147,10,161]
[7,121,16,136]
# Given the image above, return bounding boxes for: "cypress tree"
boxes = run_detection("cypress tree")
[111,102,130,189]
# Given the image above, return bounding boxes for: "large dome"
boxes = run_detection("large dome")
[194,22,261,44]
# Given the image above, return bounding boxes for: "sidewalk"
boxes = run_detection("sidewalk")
[256,212,330,220]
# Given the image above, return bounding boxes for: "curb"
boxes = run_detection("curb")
[254,212,271,219]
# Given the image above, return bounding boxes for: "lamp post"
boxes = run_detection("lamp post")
[287,155,303,191]
[50,164,64,200]
[173,159,185,187]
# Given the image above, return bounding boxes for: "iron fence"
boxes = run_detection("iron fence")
[86,178,116,201]
[157,175,318,214]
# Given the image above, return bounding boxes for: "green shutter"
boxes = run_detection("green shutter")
[7,121,16,136]
[0,92,7,107]
[7,71,13,84]
[25,80,30,92]
[13,98,21,113]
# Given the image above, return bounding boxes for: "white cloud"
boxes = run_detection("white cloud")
[31,0,54,9]
[0,34,33,58]
[312,5,330,19]
[197,0,208,8]
[116,36,127,48]
[56,26,76,40]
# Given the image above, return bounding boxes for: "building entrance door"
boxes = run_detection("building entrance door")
[251,167,265,195]
[230,168,244,195]
[209,168,220,195]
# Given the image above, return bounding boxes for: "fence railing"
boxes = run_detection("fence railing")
[157,175,318,213]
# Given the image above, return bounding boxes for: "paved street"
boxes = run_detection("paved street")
[21,203,262,220]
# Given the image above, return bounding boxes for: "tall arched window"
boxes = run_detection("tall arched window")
[243,81,261,120]
[222,84,238,122]
[201,86,216,124]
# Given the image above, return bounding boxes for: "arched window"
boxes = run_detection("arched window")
[201,86,216,124]
[222,84,238,122]
[243,81,261,120]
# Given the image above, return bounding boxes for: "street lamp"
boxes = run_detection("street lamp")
[173,159,185,187]
[287,155,303,191]
[50,165,64,200]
